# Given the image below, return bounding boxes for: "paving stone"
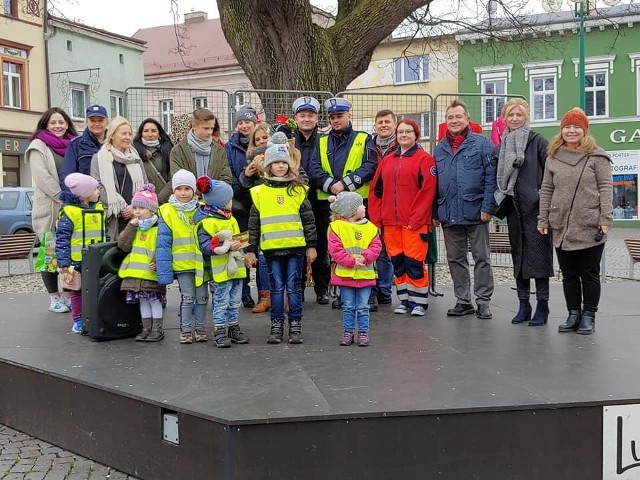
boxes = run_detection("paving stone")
[24,473,47,480]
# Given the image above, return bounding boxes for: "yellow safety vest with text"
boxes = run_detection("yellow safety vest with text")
[329,219,378,280]
[158,203,204,285]
[60,204,106,262]
[250,184,308,251]
[318,132,370,199]
[118,225,159,281]
[198,216,247,283]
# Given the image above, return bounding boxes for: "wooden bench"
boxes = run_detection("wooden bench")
[0,233,38,275]
[624,239,640,278]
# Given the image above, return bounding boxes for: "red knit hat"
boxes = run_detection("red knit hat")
[560,108,589,132]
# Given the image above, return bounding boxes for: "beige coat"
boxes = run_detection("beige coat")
[24,139,62,238]
[538,146,613,251]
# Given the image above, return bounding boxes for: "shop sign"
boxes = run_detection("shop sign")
[0,137,30,154]
[603,404,640,479]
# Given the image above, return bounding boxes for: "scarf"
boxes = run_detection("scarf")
[96,145,145,218]
[142,139,160,148]
[187,130,212,156]
[168,195,198,225]
[36,130,74,156]
[239,136,249,147]
[138,214,158,231]
[375,134,396,157]
[446,127,469,153]
[497,126,530,196]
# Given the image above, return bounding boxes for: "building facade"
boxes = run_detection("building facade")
[47,16,146,124]
[457,4,640,221]
[0,0,48,187]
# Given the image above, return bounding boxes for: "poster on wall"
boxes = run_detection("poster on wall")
[608,151,638,220]
[603,404,640,479]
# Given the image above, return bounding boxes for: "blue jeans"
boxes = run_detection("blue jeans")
[376,236,394,298]
[266,254,303,322]
[340,286,371,333]
[211,279,242,327]
[256,251,270,291]
[176,272,208,333]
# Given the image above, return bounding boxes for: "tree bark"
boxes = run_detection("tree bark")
[218,0,431,93]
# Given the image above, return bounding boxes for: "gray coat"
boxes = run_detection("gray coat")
[497,131,553,279]
[538,146,613,251]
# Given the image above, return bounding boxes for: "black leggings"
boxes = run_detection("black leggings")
[555,244,604,312]
[41,271,59,294]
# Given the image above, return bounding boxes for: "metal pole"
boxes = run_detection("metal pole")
[577,1,587,110]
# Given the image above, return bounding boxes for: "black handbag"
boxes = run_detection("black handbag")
[494,192,513,220]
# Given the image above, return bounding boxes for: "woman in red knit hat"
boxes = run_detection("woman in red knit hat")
[537,108,613,335]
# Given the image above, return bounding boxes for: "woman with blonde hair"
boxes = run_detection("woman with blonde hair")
[495,98,553,326]
[91,116,148,240]
[537,108,613,335]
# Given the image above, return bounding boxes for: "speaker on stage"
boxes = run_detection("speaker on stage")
[82,242,142,341]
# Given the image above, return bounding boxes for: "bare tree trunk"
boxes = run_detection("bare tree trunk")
[218,0,431,93]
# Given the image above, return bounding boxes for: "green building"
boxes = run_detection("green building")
[456,4,640,222]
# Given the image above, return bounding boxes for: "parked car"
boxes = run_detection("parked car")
[0,187,35,236]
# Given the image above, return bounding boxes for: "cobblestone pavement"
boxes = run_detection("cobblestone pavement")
[0,426,139,480]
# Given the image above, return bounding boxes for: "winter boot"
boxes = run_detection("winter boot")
[511,299,532,324]
[529,300,549,327]
[252,291,271,313]
[135,317,153,342]
[213,326,231,348]
[267,320,284,344]
[228,324,250,344]
[145,318,164,342]
[558,310,582,333]
[288,320,303,344]
[577,310,596,335]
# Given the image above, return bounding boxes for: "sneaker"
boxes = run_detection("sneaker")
[357,332,370,347]
[446,303,476,317]
[377,294,392,305]
[411,305,427,316]
[49,296,70,313]
[368,295,379,312]
[71,319,83,334]
[394,304,410,314]
[213,327,231,348]
[63,295,72,309]
[179,332,193,344]
[332,298,342,309]
[340,331,354,346]
[228,324,249,344]
[288,321,303,344]
[194,330,208,343]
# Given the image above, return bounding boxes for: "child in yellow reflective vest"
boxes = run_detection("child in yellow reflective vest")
[118,184,166,342]
[195,176,250,348]
[328,192,381,347]
[56,173,105,334]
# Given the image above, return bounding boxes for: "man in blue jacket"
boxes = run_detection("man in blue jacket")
[307,97,378,308]
[59,105,108,189]
[433,100,496,319]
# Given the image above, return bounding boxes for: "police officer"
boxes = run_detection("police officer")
[307,97,378,309]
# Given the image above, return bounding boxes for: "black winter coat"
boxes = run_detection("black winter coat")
[496,131,554,279]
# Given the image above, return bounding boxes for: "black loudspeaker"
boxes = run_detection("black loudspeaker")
[82,242,141,341]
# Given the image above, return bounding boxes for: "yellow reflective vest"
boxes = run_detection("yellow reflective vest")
[318,132,370,199]
[59,204,106,262]
[250,184,308,251]
[329,219,378,280]
[198,216,247,283]
[119,226,159,281]
[158,204,205,285]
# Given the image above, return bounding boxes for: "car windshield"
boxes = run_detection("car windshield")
[0,192,19,210]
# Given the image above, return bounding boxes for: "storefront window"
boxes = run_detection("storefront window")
[613,174,638,219]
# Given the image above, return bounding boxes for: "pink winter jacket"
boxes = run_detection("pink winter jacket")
[328,223,382,288]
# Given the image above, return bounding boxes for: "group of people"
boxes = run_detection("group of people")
[24,93,613,346]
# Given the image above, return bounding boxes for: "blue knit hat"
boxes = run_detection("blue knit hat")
[196,176,233,209]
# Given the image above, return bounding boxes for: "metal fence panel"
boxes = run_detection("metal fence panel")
[336,91,435,152]
[125,87,231,143]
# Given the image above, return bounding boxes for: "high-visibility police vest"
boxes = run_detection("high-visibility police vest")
[198,216,247,283]
[250,184,308,251]
[158,204,204,285]
[329,219,378,280]
[59,204,106,262]
[318,132,370,199]
[118,225,159,281]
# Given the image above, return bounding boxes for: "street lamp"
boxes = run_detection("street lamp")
[541,0,620,110]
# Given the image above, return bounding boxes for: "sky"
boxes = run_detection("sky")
[53,0,221,37]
